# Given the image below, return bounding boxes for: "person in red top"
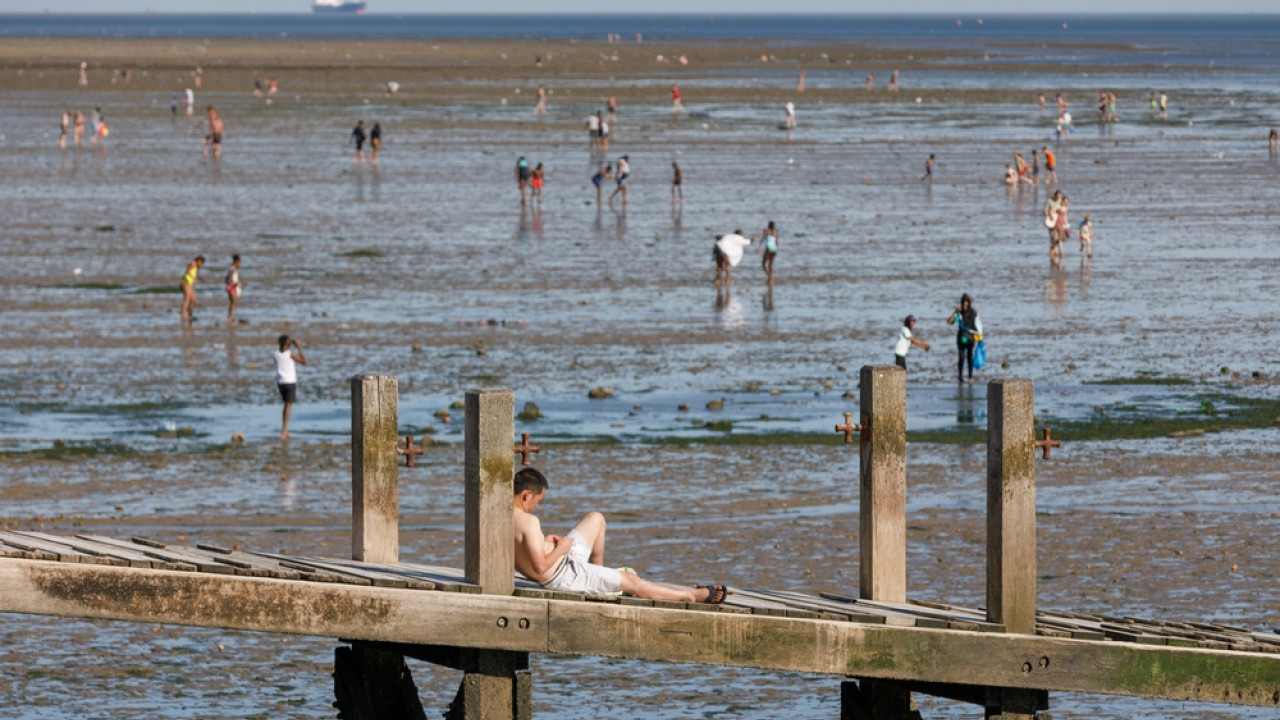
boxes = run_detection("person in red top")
[671,85,683,114]
[1042,146,1058,184]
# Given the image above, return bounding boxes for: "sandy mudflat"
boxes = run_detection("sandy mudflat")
[0,37,1231,104]
[2,31,1280,720]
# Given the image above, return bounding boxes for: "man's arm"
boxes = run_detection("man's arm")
[291,340,307,366]
[514,514,573,582]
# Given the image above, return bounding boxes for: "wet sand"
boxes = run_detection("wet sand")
[2,438,1278,719]
[2,34,1279,719]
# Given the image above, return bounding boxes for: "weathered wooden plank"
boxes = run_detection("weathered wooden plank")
[513,588,584,603]
[1036,617,1106,641]
[0,558,545,651]
[355,560,480,593]
[543,599,1280,707]
[73,535,220,574]
[987,378,1038,636]
[465,388,515,596]
[2,557,1280,707]
[352,374,400,564]
[737,590,887,625]
[17,532,163,569]
[182,545,309,579]
[0,532,103,564]
[262,555,434,590]
[859,365,907,603]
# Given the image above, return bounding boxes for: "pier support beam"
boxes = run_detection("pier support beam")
[337,375,428,720]
[455,387,530,720]
[351,374,400,564]
[984,379,1042,720]
[858,364,907,603]
[847,365,913,720]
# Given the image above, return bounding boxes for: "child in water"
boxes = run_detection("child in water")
[530,163,544,205]
[592,163,612,206]
[1078,215,1093,258]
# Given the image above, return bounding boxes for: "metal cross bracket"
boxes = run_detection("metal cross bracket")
[1034,427,1062,460]
[514,432,541,465]
[398,434,425,467]
[835,412,864,444]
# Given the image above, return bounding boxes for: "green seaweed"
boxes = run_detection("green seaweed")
[1091,376,1192,386]
[337,249,384,259]
[49,282,127,291]
[0,441,138,461]
[131,286,180,295]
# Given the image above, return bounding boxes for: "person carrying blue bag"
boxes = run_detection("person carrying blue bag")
[948,293,984,384]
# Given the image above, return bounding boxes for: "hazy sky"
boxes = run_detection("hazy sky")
[1,2,1277,13]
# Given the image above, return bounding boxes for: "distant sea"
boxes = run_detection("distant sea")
[1,13,1279,60]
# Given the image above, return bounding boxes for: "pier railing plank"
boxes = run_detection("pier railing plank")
[3,555,1278,708]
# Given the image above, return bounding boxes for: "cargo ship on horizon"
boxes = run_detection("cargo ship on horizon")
[312,0,367,14]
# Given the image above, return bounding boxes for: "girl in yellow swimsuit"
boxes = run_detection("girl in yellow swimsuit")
[180,255,204,322]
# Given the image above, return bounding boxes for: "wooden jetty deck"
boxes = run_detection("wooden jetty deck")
[1,372,1278,720]
[3,530,1278,655]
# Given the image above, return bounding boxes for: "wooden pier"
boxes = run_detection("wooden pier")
[1,371,1277,719]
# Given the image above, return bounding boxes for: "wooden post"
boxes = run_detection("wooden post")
[986,378,1040,720]
[459,387,528,720]
[850,365,912,720]
[464,388,515,594]
[341,375,428,720]
[859,365,907,603]
[351,374,399,564]
[986,378,1037,634]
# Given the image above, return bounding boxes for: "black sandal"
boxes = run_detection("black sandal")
[699,584,728,604]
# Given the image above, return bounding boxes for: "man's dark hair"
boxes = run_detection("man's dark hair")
[514,467,548,496]
[278,334,290,351]
[232,254,241,263]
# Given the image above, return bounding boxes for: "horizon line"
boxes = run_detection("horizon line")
[2,10,1279,16]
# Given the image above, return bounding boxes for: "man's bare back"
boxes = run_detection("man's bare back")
[514,502,573,584]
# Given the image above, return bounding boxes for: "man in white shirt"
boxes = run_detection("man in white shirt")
[713,230,753,286]
[273,335,307,440]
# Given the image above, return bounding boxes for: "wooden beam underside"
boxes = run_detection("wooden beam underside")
[2,559,1277,708]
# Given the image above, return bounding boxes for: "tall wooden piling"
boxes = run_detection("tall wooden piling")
[859,365,907,603]
[351,374,400,564]
[985,379,1040,720]
[461,387,529,720]
[845,365,912,720]
[986,379,1037,635]
[339,374,425,720]
[464,388,516,594]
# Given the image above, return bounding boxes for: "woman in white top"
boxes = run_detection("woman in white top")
[273,335,307,440]
[225,254,242,323]
[893,315,930,370]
